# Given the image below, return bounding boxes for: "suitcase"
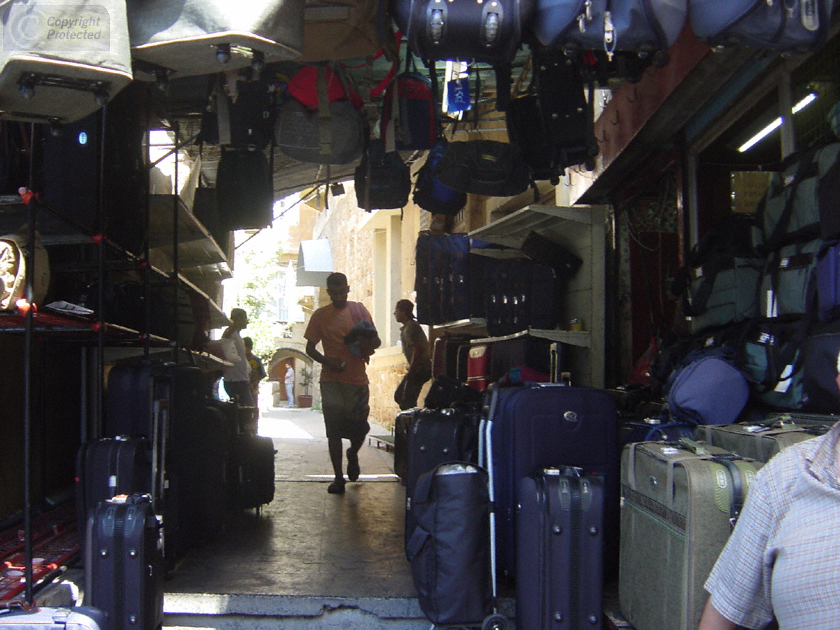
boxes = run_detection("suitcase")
[75,436,152,557]
[0,607,106,630]
[405,407,480,552]
[405,462,493,627]
[85,494,164,630]
[446,234,471,322]
[516,468,604,630]
[393,409,418,482]
[0,0,132,124]
[466,344,492,392]
[127,0,306,80]
[232,433,276,510]
[415,234,433,325]
[619,439,759,630]
[482,382,620,579]
[694,422,822,464]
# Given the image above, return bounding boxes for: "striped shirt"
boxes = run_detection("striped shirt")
[704,420,840,629]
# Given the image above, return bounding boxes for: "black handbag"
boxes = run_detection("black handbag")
[433,140,532,198]
[354,139,411,211]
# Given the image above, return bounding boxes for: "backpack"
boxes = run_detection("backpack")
[354,139,412,211]
[758,238,820,319]
[380,54,437,152]
[531,0,688,67]
[412,141,467,216]
[688,0,833,53]
[432,140,533,198]
[275,98,365,164]
[200,75,275,151]
[215,148,275,231]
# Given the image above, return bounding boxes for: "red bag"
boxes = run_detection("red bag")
[380,71,437,151]
[287,65,365,110]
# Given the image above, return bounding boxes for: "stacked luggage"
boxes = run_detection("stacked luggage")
[74,359,275,625]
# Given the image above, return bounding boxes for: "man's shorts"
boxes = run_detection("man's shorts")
[320,381,370,442]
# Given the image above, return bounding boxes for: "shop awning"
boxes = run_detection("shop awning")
[296,239,333,287]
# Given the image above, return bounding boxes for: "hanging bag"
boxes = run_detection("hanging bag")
[412,141,468,215]
[275,64,365,164]
[433,140,532,198]
[380,53,437,152]
[531,0,689,67]
[0,0,132,123]
[127,0,306,79]
[354,138,412,211]
[688,0,833,52]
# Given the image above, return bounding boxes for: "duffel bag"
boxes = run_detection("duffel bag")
[688,0,834,52]
[800,320,840,413]
[531,0,688,67]
[354,139,411,211]
[755,142,840,251]
[127,0,305,79]
[739,317,810,410]
[758,238,820,319]
[432,140,532,198]
[663,347,748,425]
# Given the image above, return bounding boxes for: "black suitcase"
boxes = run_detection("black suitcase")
[516,468,604,630]
[405,407,480,551]
[75,436,152,557]
[233,433,276,510]
[406,462,493,627]
[393,409,418,483]
[85,494,164,630]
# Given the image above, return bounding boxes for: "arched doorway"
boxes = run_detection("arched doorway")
[268,348,313,407]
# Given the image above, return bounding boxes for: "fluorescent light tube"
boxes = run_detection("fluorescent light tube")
[738,93,818,153]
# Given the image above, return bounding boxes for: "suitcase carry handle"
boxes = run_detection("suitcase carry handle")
[710,456,748,530]
[677,437,709,455]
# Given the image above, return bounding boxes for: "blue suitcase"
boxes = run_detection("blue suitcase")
[482,383,620,579]
[516,468,604,630]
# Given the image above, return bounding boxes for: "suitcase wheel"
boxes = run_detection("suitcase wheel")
[481,614,509,630]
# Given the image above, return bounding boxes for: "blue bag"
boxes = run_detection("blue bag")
[816,240,840,322]
[531,0,688,66]
[413,141,468,215]
[664,347,749,425]
[688,0,833,53]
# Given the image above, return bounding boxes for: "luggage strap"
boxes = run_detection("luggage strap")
[709,456,747,530]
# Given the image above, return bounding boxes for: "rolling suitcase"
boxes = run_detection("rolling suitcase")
[127,0,306,80]
[85,494,164,630]
[393,409,418,482]
[482,382,620,579]
[406,463,494,627]
[232,433,276,511]
[75,436,152,557]
[694,422,822,465]
[405,407,480,552]
[0,607,106,630]
[619,439,759,630]
[0,0,132,124]
[466,343,492,392]
[516,468,604,630]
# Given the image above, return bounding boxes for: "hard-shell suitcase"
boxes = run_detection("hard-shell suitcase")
[406,463,493,627]
[85,494,163,630]
[75,436,152,557]
[516,468,604,630]
[0,607,106,630]
[482,382,620,579]
[619,439,759,630]
[394,408,418,482]
[0,0,133,124]
[405,407,480,551]
[232,433,276,510]
[694,422,820,465]
[127,0,306,80]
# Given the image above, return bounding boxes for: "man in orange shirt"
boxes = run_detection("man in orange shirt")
[305,273,380,494]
